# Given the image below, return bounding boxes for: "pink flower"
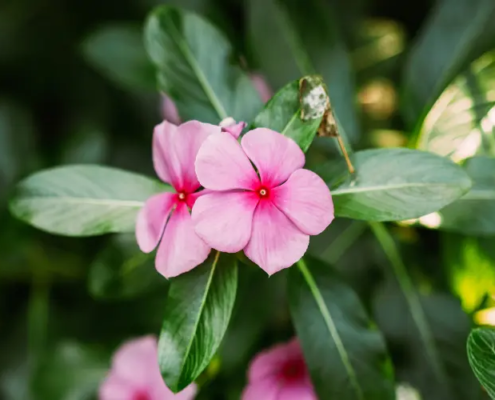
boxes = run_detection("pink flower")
[192,128,334,275]
[99,336,196,400]
[136,120,221,278]
[249,73,272,103]
[242,339,317,400]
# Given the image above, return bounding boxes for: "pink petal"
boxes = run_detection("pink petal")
[195,132,259,191]
[242,379,280,400]
[155,202,211,278]
[136,193,176,253]
[153,120,220,192]
[250,73,273,103]
[151,382,197,400]
[244,200,309,275]
[278,383,318,400]
[99,374,137,400]
[161,95,181,125]
[248,341,296,382]
[220,120,247,139]
[192,191,259,253]
[110,336,159,387]
[241,129,305,187]
[272,169,334,235]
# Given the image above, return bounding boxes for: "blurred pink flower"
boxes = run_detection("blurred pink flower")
[192,128,334,275]
[160,74,272,123]
[99,336,196,400]
[136,120,222,278]
[242,339,317,400]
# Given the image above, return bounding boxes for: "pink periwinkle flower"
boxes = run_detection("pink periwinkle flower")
[136,120,223,278]
[242,339,317,400]
[192,128,334,275]
[99,336,196,400]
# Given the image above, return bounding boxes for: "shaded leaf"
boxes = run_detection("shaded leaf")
[82,24,156,91]
[324,148,472,221]
[9,165,169,236]
[247,0,360,142]
[145,6,262,124]
[468,328,495,399]
[288,257,395,400]
[158,252,237,392]
[252,76,326,152]
[88,234,165,300]
[402,0,495,128]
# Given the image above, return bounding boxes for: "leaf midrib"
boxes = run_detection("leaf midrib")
[297,259,364,400]
[333,181,467,195]
[164,12,228,120]
[16,196,145,208]
[178,251,221,388]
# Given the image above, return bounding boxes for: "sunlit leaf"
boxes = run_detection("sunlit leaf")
[402,0,495,129]
[145,6,262,124]
[289,257,395,399]
[468,328,495,399]
[9,165,169,236]
[158,252,237,392]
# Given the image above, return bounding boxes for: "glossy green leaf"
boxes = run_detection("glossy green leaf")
[288,257,395,400]
[145,6,262,124]
[443,233,495,312]
[322,148,472,221]
[374,281,480,400]
[252,76,326,152]
[247,0,359,142]
[402,0,495,129]
[88,234,165,300]
[32,342,108,400]
[431,156,495,235]
[82,24,156,91]
[158,252,237,392]
[9,165,169,236]
[468,328,495,399]
[416,50,495,160]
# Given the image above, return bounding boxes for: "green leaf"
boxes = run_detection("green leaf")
[247,0,360,142]
[82,24,156,92]
[431,156,495,235]
[88,234,166,300]
[145,6,262,124]
[252,76,326,152]
[288,257,395,400]
[402,0,495,129]
[374,281,480,400]
[468,328,495,399]
[158,252,237,392]
[32,342,108,400]
[9,165,169,236]
[416,50,495,159]
[323,148,472,221]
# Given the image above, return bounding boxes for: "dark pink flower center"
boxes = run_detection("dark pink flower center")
[257,186,270,199]
[177,192,187,201]
[279,358,306,384]
[133,391,151,400]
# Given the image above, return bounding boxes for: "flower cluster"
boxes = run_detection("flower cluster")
[136,119,334,278]
[100,336,315,400]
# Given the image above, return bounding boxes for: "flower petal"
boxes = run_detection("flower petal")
[241,379,280,400]
[220,120,247,139]
[153,120,220,192]
[278,383,318,400]
[99,374,137,400]
[111,336,159,387]
[196,132,259,190]
[250,73,272,103]
[241,128,305,187]
[136,193,176,253]
[161,95,181,125]
[152,382,197,400]
[244,200,309,275]
[155,203,211,278]
[272,169,334,235]
[192,191,259,253]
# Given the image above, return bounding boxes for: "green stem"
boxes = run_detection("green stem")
[28,277,50,366]
[320,221,366,264]
[369,221,449,390]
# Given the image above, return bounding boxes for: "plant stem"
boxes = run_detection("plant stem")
[320,221,366,264]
